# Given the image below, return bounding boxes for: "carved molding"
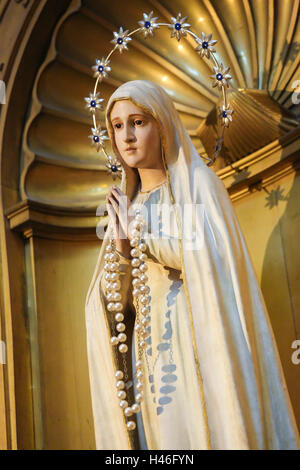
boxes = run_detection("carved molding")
[218,125,300,201]
[6,125,300,239]
[5,198,108,241]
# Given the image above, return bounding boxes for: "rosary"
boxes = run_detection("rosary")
[103,208,151,431]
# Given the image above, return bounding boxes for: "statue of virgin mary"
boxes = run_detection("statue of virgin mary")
[85,80,300,450]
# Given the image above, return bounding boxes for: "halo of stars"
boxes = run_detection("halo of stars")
[84,10,233,175]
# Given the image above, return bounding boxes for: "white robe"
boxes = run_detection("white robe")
[129,181,220,449]
[85,79,300,450]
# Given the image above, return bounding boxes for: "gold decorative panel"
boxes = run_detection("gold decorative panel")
[21,0,300,212]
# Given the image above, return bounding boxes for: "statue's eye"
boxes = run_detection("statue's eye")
[114,123,122,129]
[134,120,143,126]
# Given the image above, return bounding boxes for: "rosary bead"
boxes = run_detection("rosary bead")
[104,273,111,281]
[115,313,124,322]
[139,263,148,273]
[117,333,127,342]
[114,302,123,311]
[141,328,149,338]
[132,268,140,277]
[142,330,149,340]
[113,292,122,302]
[130,237,139,247]
[115,370,124,380]
[105,245,112,253]
[109,252,118,262]
[132,278,141,288]
[110,272,119,281]
[131,403,141,413]
[130,248,139,257]
[105,281,112,290]
[141,316,149,326]
[139,340,147,349]
[136,370,143,379]
[139,285,150,294]
[117,390,126,399]
[120,400,128,408]
[110,336,119,345]
[139,274,148,283]
[107,302,116,312]
[116,322,126,332]
[140,295,150,305]
[124,407,133,417]
[133,288,141,297]
[143,329,150,339]
[134,322,142,332]
[141,306,150,315]
[136,392,143,402]
[136,360,143,368]
[110,262,118,272]
[104,262,110,271]
[116,380,125,390]
[119,343,128,353]
[106,293,114,302]
[139,253,147,262]
[111,280,121,290]
[131,257,140,268]
[127,421,136,431]
[104,253,110,261]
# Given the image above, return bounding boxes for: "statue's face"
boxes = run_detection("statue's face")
[110,99,161,169]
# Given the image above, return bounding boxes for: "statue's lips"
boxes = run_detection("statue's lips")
[125,148,137,152]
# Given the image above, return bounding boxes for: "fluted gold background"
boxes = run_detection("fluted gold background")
[0,0,299,449]
[22,0,300,208]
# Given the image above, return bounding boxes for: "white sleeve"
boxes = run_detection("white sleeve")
[142,233,181,271]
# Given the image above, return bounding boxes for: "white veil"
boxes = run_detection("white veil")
[85,80,300,450]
